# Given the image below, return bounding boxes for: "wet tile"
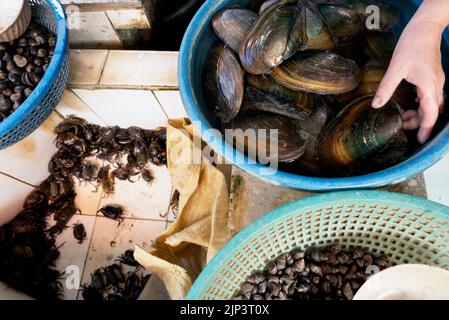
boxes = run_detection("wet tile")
[98,163,172,221]
[69,12,122,50]
[100,51,178,89]
[55,215,96,300]
[80,217,166,297]
[153,91,188,119]
[424,154,449,206]
[56,90,106,125]
[72,89,168,129]
[0,113,61,186]
[0,174,34,226]
[68,50,109,86]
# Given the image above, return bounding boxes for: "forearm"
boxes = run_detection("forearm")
[413,0,449,31]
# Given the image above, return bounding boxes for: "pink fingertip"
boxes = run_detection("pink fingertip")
[371,96,383,109]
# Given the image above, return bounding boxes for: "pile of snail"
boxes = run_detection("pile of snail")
[0,24,56,123]
[203,0,421,176]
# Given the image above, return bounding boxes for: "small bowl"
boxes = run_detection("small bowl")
[354,264,449,300]
[0,0,32,42]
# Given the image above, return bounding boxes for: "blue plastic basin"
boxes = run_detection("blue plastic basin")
[179,0,449,191]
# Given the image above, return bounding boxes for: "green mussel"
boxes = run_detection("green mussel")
[318,4,364,46]
[271,51,361,94]
[239,3,299,75]
[212,7,258,54]
[240,0,366,75]
[226,112,308,163]
[317,95,404,172]
[245,74,316,117]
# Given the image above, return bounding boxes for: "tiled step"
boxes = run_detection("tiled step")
[68,50,179,90]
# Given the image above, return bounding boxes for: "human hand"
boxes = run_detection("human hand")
[372,20,446,144]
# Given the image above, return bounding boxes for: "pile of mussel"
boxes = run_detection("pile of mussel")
[0,116,167,299]
[204,0,418,176]
[0,24,56,123]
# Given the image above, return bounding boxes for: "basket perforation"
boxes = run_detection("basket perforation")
[188,192,449,300]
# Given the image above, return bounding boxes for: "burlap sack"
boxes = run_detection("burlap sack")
[136,119,232,300]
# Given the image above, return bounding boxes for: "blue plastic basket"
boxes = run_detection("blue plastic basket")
[187,191,449,300]
[179,0,449,191]
[0,0,69,150]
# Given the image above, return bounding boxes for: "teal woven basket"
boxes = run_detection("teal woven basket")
[187,191,449,300]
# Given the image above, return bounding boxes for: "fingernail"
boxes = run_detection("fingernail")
[417,130,430,145]
[372,96,383,108]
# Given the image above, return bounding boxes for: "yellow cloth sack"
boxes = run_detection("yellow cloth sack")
[135,119,232,299]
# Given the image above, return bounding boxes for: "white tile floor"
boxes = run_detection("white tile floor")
[0,114,61,186]
[99,51,179,89]
[98,163,172,221]
[55,214,96,300]
[0,89,178,299]
[0,50,448,300]
[79,217,166,300]
[0,174,34,226]
[153,91,188,119]
[57,90,107,126]
[72,89,168,129]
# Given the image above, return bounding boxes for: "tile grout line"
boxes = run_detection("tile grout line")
[0,171,37,188]
[69,89,109,126]
[102,215,168,223]
[67,84,179,91]
[72,167,105,300]
[104,12,125,52]
[54,109,67,120]
[76,214,98,300]
[161,186,174,227]
[97,50,111,86]
[150,90,170,120]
